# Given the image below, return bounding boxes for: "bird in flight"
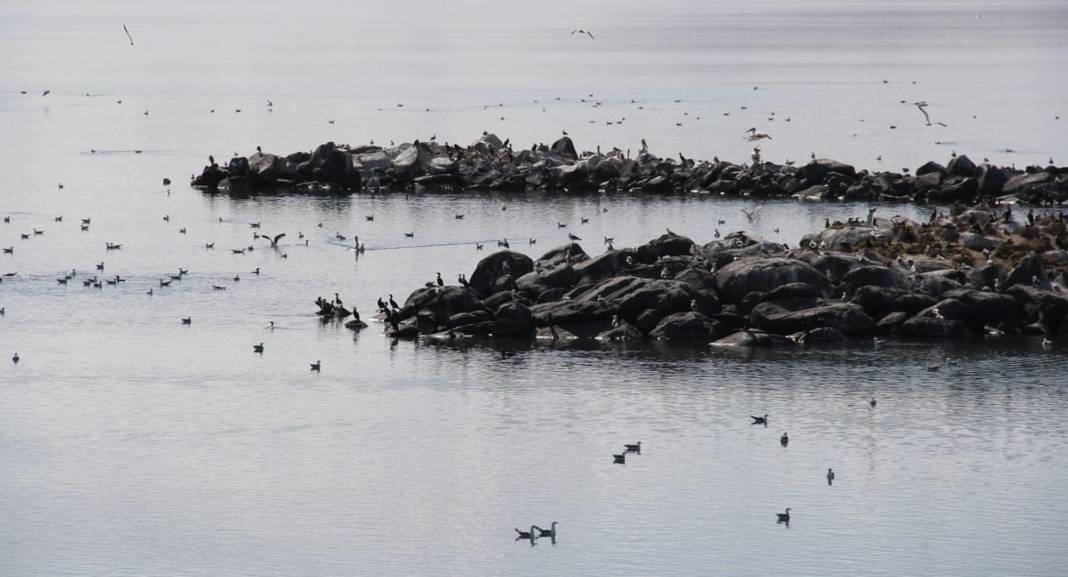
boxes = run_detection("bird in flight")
[123,24,134,46]
[913,101,932,126]
[745,127,772,141]
[571,29,595,39]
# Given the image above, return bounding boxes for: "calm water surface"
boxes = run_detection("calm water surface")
[2,1,1067,576]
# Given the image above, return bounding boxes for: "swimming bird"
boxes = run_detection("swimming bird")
[310,360,321,372]
[253,343,264,354]
[498,239,510,248]
[212,285,226,290]
[365,215,374,221]
[404,232,414,238]
[827,468,835,485]
[780,432,789,446]
[624,441,641,453]
[534,522,558,538]
[475,243,484,250]
[11,353,18,364]
[123,24,134,46]
[42,90,50,97]
[751,414,768,425]
[454,214,464,220]
[776,508,791,523]
[870,397,877,407]
[613,453,626,464]
[2,247,11,254]
[515,526,537,539]
[96,262,105,271]
[745,128,772,141]
[205,242,215,249]
[181,317,191,325]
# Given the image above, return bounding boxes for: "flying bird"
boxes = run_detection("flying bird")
[260,232,286,247]
[745,127,772,141]
[914,101,932,126]
[570,29,595,39]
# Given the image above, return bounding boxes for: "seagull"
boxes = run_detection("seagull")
[261,232,286,247]
[741,207,761,222]
[745,128,772,141]
[123,24,134,46]
[570,29,595,39]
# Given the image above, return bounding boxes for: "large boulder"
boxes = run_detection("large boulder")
[248,152,289,185]
[749,302,875,336]
[842,265,908,291]
[1004,252,1045,289]
[494,302,535,337]
[901,317,968,339]
[399,286,485,326]
[536,242,589,270]
[296,142,357,187]
[529,299,617,337]
[572,249,635,283]
[469,250,534,296]
[799,159,856,182]
[637,232,695,263]
[550,136,577,158]
[649,312,725,341]
[946,154,978,178]
[713,257,829,304]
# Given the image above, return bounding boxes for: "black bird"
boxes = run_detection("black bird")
[389,294,399,310]
[751,414,768,425]
[181,317,191,325]
[613,453,626,464]
[534,522,558,538]
[404,232,414,238]
[12,352,19,364]
[870,397,877,407]
[780,432,789,447]
[776,508,791,523]
[436,272,444,287]
[515,526,536,540]
[310,360,321,372]
[624,441,641,453]
[253,343,264,354]
[377,297,387,312]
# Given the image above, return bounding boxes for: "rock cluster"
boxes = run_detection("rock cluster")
[386,207,1068,346]
[192,135,1067,204]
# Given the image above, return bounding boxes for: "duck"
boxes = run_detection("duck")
[310,360,321,372]
[11,352,19,364]
[624,441,641,453]
[776,508,791,523]
[514,526,536,540]
[613,453,626,464]
[751,414,768,425]
[780,432,789,447]
[181,317,191,325]
[870,397,877,407]
[827,468,835,485]
[253,343,264,354]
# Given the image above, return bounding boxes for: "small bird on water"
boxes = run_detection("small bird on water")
[827,468,836,485]
[780,432,789,447]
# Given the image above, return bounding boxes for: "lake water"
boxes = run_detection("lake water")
[2,1,1067,575]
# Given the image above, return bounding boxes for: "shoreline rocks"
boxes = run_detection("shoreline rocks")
[192,135,1067,205]
[385,207,1068,347]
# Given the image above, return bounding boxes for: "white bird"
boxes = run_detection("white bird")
[745,127,772,141]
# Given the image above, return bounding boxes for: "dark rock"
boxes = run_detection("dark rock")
[946,154,977,178]
[649,311,724,341]
[713,257,829,304]
[749,302,875,336]
[637,232,695,263]
[901,317,968,339]
[469,250,534,296]
[399,286,485,327]
[494,301,535,337]
[550,136,577,158]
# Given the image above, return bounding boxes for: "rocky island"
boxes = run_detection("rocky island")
[192,134,1067,205]
[379,205,1068,346]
